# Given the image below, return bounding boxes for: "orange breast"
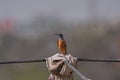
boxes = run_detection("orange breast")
[57,40,67,55]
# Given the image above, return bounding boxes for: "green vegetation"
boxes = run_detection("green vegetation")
[2,64,49,80]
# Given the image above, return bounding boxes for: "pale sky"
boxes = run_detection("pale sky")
[0,0,120,22]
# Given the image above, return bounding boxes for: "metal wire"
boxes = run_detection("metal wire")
[0,59,45,64]
[0,58,120,64]
[78,58,120,62]
[63,59,91,80]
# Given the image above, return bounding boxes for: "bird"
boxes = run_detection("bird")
[56,33,67,55]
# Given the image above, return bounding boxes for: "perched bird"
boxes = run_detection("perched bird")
[56,34,67,55]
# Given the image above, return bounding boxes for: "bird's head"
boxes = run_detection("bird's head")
[55,33,64,40]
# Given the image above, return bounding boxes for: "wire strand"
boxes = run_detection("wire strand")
[78,58,120,62]
[0,59,45,64]
[0,58,120,64]
[63,59,91,80]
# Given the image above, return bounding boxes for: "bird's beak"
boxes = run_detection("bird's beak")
[55,33,63,35]
[55,33,59,35]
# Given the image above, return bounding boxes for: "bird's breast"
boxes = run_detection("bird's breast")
[57,39,67,55]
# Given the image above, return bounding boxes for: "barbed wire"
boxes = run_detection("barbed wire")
[0,58,120,64]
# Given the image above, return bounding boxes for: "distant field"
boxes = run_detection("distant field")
[0,63,49,80]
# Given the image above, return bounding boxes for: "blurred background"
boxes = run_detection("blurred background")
[0,0,120,80]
